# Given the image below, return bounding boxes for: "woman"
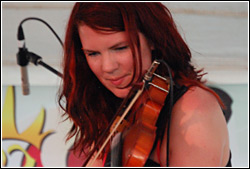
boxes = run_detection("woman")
[58,2,231,167]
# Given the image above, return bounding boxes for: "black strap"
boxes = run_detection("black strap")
[225,151,232,167]
[151,84,188,166]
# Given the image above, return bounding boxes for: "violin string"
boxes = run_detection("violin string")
[87,84,145,166]
[142,62,170,166]
[82,85,142,166]
[147,59,173,166]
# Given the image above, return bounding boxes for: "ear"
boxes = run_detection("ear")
[149,40,155,50]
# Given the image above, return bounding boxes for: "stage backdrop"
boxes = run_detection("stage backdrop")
[2,84,248,167]
[2,85,85,167]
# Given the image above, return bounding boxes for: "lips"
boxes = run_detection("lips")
[108,75,127,86]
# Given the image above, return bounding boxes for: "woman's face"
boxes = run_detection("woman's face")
[78,25,153,98]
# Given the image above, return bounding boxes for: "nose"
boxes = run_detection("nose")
[102,52,119,74]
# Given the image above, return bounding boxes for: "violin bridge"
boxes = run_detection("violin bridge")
[110,116,130,133]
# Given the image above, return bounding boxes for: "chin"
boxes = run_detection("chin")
[112,88,131,99]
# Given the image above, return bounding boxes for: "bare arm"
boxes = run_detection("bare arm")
[160,87,230,167]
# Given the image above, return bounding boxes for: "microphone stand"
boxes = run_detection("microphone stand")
[17,49,63,78]
[38,60,63,78]
[27,51,63,78]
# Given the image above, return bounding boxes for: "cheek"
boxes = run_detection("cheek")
[86,58,101,77]
[118,51,134,70]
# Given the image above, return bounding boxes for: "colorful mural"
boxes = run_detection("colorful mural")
[2,86,83,167]
[2,84,249,167]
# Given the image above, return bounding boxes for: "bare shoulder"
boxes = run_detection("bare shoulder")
[168,86,230,166]
[174,86,221,115]
[172,86,227,124]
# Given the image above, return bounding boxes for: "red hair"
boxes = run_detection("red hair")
[58,2,223,158]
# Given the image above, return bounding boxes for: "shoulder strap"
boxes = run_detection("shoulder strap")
[151,84,188,166]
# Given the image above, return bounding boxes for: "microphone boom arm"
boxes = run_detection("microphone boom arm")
[27,51,63,78]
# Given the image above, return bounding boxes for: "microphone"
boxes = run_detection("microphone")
[16,25,30,95]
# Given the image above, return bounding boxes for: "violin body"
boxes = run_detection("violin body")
[121,74,170,166]
[83,60,170,167]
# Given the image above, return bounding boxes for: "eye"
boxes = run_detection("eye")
[85,52,99,57]
[115,46,129,51]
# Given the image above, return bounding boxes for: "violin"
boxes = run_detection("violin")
[83,60,170,167]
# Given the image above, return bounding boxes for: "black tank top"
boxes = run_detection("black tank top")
[105,84,232,167]
[144,84,232,167]
[144,151,232,167]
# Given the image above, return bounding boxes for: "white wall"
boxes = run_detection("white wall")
[2,2,248,85]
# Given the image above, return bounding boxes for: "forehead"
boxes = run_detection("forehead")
[78,25,129,49]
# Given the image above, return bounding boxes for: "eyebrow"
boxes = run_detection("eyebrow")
[82,41,128,53]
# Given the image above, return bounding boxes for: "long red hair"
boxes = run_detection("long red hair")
[58,2,223,158]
